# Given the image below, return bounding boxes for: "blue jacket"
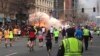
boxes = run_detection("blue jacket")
[75,29,83,39]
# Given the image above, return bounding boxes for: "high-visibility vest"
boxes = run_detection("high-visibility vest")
[9,31,14,39]
[83,29,90,36]
[53,30,59,37]
[62,38,82,56]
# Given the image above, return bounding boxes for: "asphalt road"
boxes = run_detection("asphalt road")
[0,35,100,56]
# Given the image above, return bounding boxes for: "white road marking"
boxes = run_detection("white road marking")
[5,52,17,56]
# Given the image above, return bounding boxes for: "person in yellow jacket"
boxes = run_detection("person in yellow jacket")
[57,27,83,56]
[83,26,92,50]
[4,28,10,48]
[9,28,14,47]
[53,29,59,43]
[0,29,3,45]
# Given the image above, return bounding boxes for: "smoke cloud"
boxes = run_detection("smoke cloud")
[79,0,97,8]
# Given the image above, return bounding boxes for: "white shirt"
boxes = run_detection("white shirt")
[42,28,45,33]
[50,27,53,33]
[18,30,21,34]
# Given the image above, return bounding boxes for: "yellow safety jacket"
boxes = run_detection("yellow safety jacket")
[53,30,59,37]
[83,29,90,36]
[62,38,82,56]
[9,31,14,39]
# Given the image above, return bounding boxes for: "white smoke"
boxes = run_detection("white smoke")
[29,12,62,29]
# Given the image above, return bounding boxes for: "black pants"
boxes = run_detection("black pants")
[55,37,58,43]
[46,42,52,51]
[83,36,89,50]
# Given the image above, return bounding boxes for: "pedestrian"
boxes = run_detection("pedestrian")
[4,28,9,48]
[18,28,21,38]
[62,27,66,38]
[53,28,59,43]
[41,27,46,36]
[0,29,3,45]
[50,26,54,38]
[38,29,43,47]
[13,26,18,40]
[9,28,14,47]
[46,30,52,56]
[27,26,36,51]
[83,26,92,50]
[57,27,83,56]
[75,26,83,41]
[33,26,38,45]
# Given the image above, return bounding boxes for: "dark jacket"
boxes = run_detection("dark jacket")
[46,30,52,43]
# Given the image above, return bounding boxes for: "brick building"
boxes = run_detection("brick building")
[53,0,64,19]
[64,0,78,22]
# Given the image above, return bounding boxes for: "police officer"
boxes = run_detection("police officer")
[83,26,92,50]
[57,27,83,56]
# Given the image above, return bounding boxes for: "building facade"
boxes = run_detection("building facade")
[0,0,54,25]
[28,0,54,14]
[64,0,78,22]
[53,0,64,19]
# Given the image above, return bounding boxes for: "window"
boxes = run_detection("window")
[72,0,75,7]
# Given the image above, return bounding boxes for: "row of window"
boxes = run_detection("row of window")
[35,7,50,13]
[35,0,54,8]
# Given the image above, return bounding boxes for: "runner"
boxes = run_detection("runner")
[61,27,66,39]
[46,30,52,56]
[53,28,59,43]
[27,26,36,52]
[0,29,3,45]
[13,27,18,40]
[75,26,83,41]
[42,27,46,36]
[9,28,14,47]
[4,28,9,48]
[38,29,43,47]
[50,26,54,38]
[18,28,21,38]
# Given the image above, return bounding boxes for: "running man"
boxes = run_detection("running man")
[0,29,3,45]
[27,26,36,51]
[4,28,9,48]
[46,30,52,56]
[9,28,14,47]
[53,28,59,43]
